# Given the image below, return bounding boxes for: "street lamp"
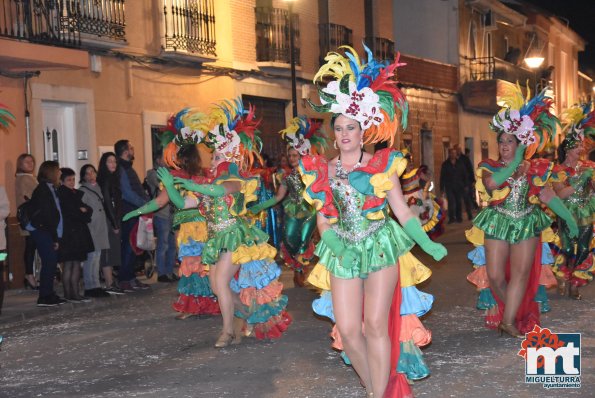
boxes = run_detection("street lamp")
[284,0,298,117]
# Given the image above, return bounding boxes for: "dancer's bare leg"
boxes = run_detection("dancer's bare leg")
[331,275,371,391]
[504,237,538,325]
[213,251,240,336]
[485,239,510,303]
[363,265,398,397]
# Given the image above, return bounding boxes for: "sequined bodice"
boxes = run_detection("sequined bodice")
[285,169,305,203]
[329,178,385,243]
[202,195,236,236]
[493,175,533,218]
[565,172,591,208]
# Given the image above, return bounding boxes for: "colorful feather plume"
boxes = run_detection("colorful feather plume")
[279,115,327,155]
[0,102,15,130]
[561,103,595,147]
[161,108,210,169]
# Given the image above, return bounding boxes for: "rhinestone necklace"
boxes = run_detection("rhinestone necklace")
[335,152,364,180]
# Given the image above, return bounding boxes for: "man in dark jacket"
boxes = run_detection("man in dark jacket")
[115,140,150,291]
[440,148,469,223]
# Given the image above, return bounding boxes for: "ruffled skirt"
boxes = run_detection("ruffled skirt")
[472,206,551,244]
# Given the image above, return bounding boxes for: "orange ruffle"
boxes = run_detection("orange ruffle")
[399,314,432,346]
[539,265,558,288]
[179,255,209,277]
[467,266,490,289]
[253,310,293,340]
[240,281,284,306]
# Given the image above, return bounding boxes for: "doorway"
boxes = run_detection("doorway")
[421,129,433,170]
[42,101,78,170]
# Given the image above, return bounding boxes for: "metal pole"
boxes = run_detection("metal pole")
[288,3,298,117]
[24,76,31,153]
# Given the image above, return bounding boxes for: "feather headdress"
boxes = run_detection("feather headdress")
[309,44,408,147]
[0,102,15,130]
[162,108,210,169]
[279,115,327,155]
[490,82,559,159]
[561,102,595,149]
[207,98,263,169]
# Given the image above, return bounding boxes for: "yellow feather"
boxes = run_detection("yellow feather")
[497,81,525,110]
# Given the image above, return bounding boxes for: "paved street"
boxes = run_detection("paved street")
[0,221,592,398]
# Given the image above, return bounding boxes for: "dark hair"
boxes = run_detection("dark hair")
[497,132,520,144]
[16,153,35,174]
[79,164,97,184]
[59,167,75,182]
[177,144,202,176]
[330,113,362,129]
[114,140,130,157]
[97,151,119,185]
[37,161,60,184]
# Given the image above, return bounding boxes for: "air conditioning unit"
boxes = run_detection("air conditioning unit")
[483,10,498,31]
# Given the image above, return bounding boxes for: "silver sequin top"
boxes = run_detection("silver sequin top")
[329,178,386,243]
[493,175,534,218]
[285,169,305,204]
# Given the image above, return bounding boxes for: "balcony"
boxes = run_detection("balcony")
[319,23,352,65]
[161,0,217,62]
[365,36,394,61]
[255,6,300,68]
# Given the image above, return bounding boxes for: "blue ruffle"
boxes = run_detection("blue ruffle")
[397,340,430,380]
[541,243,554,264]
[477,288,497,310]
[468,246,485,266]
[177,274,215,297]
[238,295,288,324]
[534,284,550,313]
[400,286,434,317]
[178,239,204,260]
[312,290,335,322]
[230,259,282,292]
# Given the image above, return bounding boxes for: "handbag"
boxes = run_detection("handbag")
[136,215,156,251]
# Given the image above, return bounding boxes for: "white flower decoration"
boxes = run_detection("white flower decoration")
[322,80,382,129]
[210,124,240,160]
[286,131,311,155]
[493,109,535,145]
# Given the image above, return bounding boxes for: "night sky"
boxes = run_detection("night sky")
[521,0,595,73]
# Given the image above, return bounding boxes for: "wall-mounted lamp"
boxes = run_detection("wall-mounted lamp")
[524,32,544,69]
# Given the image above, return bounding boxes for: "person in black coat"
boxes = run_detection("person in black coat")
[57,168,94,302]
[28,161,65,306]
[440,148,470,223]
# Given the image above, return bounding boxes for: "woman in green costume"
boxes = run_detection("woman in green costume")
[249,116,327,287]
[552,104,595,300]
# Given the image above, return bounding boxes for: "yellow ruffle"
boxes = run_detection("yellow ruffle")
[399,252,432,288]
[231,243,277,264]
[466,226,485,246]
[307,263,331,290]
[422,200,442,233]
[540,227,555,243]
[215,176,259,216]
[475,167,510,204]
[177,221,208,245]
[370,156,408,199]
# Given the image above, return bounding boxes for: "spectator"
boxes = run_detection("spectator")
[79,164,111,298]
[440,148,469,223]
[463,148,479,210]
[15,153,39,289]
[28,161,66,306]
[114,140,150,291]
[97,152,125,295]
[0,185,9,314]
[57,168,94,302]
[454,145,476,217]
[145,156,177,282]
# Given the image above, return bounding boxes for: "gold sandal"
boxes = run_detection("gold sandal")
[214,332,235,348]
[498,323,524,339]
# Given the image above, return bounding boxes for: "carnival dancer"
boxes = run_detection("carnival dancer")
[249,116,327,287]
[123,109,220,319]
[400,151,445,239]
[466,83,578,339]
[169,98,291,348]
[302,45,447,398]
[551,103,595,300]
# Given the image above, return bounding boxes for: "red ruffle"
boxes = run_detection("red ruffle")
[253,310,293,340]
[172,294,221,315]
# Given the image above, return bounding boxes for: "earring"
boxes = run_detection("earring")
[360,140,364,148]
[333,140,338,149]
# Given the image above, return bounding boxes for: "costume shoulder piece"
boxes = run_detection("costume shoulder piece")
[298,155,338,222]
[349,148,408,220]
[475,159,511,205]
[213,162,259,216]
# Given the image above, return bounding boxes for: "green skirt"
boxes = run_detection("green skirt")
[473,206,551,244]
[315,218,414,279]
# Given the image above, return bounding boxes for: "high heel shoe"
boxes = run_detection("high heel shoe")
[498,323,524,339]
[556,277,568,296]
[23,278,38,290]
[214,332,235,349]
[569,285,582,300]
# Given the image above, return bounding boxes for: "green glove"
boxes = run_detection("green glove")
[157,167,185,209]
[123,199,160,222]
[173,177,225,197]
[547,196,578,238]
[248,197,277,214]
[403,218,447,261]
[321,229,360,269]
[492,144,526,186]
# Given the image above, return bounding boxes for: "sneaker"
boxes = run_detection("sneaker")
[105,284,126,295]
[37,296,60,307]
[118,281,136,293]
[131,278,150,290]
[157,274,174,283]
[84,288,110,298]
[53,295,68,305]
[76,296,92,303]
[169,273,180,281]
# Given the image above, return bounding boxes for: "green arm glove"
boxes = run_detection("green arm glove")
[123,199,160,222]
[248,197,277,214]
[403,217,447,261]
[157,167,185,209]
[547,196,578,238]
[321,229,360,269]
[492,145,526,186]
[173,177,225,197]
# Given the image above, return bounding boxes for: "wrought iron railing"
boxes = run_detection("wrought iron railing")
[365,36,394,61]
[162,0,216,57]
[469,56,536,87]
[0,0,126,47]
[255,6,300,65]
[319,23,352,65]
